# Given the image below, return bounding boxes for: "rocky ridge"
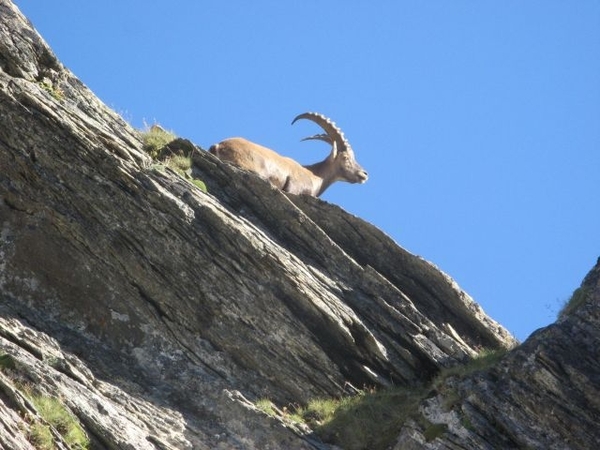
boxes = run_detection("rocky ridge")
[393,260,600,449]
[0,1,597,448]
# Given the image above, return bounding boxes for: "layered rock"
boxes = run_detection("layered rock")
[393,259,600,449]
[2,1,596,448]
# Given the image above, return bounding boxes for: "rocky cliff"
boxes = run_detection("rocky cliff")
[0,2,597,449]
[393,260,600,449]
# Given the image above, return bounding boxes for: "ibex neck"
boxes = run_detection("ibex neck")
[304,160,334,196]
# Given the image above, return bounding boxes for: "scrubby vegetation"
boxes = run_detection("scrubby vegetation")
[140,124,177,159]
[431,347,508,390]
[256,347,509,449]
[558,286,589,319]
[29,393,89,449]
[29,422,54,450]
[257,386,426,449]
[38,78,65,102]
[140,124,207,192]
[306,387,426,450]
[0,353,90,449]
[0,353,16,370]
[255,398,278,417]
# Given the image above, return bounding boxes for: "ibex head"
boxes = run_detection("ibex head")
[292,112,368,186]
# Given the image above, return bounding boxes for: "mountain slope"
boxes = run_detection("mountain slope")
[393,259,600,449]
[2,1,597,449]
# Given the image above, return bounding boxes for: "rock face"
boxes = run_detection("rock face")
[0,1,597,448]
[393,259,600,450]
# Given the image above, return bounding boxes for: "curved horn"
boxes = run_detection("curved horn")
[299,133,332,144]
[292,112,350,152]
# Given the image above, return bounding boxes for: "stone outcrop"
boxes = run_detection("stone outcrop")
[0,1,597,448]
[393,259,600,449]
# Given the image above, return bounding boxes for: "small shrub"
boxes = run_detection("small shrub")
[468,348,508,371]
[288,397,347,427]
[141,125,176,159]
[461,416,475,431]
[253,348,511,449]
[304,397,341,423]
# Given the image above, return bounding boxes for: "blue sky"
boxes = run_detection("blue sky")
[15,1,599,341]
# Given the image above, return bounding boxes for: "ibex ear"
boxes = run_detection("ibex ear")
[330,141,338,159]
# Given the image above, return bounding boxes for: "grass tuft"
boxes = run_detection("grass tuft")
[255,347,510,449]
[258,387,426,450]
[38,78,65,101]
[190,179,208,192]
[29,423,54,450]
[255,398,277,417]
[141,124,177,159]
[423,422,448,442]
[167,154,193,173]
[140,124,208,192]
[432,348,508,391]
[30,394,90,449]
[558,287,588,319]
[313,387,426,450]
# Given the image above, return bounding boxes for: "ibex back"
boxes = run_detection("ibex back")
[209,112,368,197]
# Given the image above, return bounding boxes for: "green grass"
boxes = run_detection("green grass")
[140,125,207,192]
[312,387,427,450]
[140,124,177,159]
[38,79,65,101]
[259,387,426,450]
[29,394,90,449]
[190,178,208,192]
[167,154,193,173]
[255,398,277,417]
[423,422,448,442]
[285,396,349,427]
[29,423,55,450]
[0,355,89,448]
[432,348,508,391]
[256,347,509,449]
[165,156,208,192]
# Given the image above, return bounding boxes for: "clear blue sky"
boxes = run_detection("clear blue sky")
[15,1,599,341]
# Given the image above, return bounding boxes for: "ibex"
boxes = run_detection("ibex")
[209,112,368,197]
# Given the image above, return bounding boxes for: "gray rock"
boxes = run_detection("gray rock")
[2,0,595,448]
[392,259,600,449]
